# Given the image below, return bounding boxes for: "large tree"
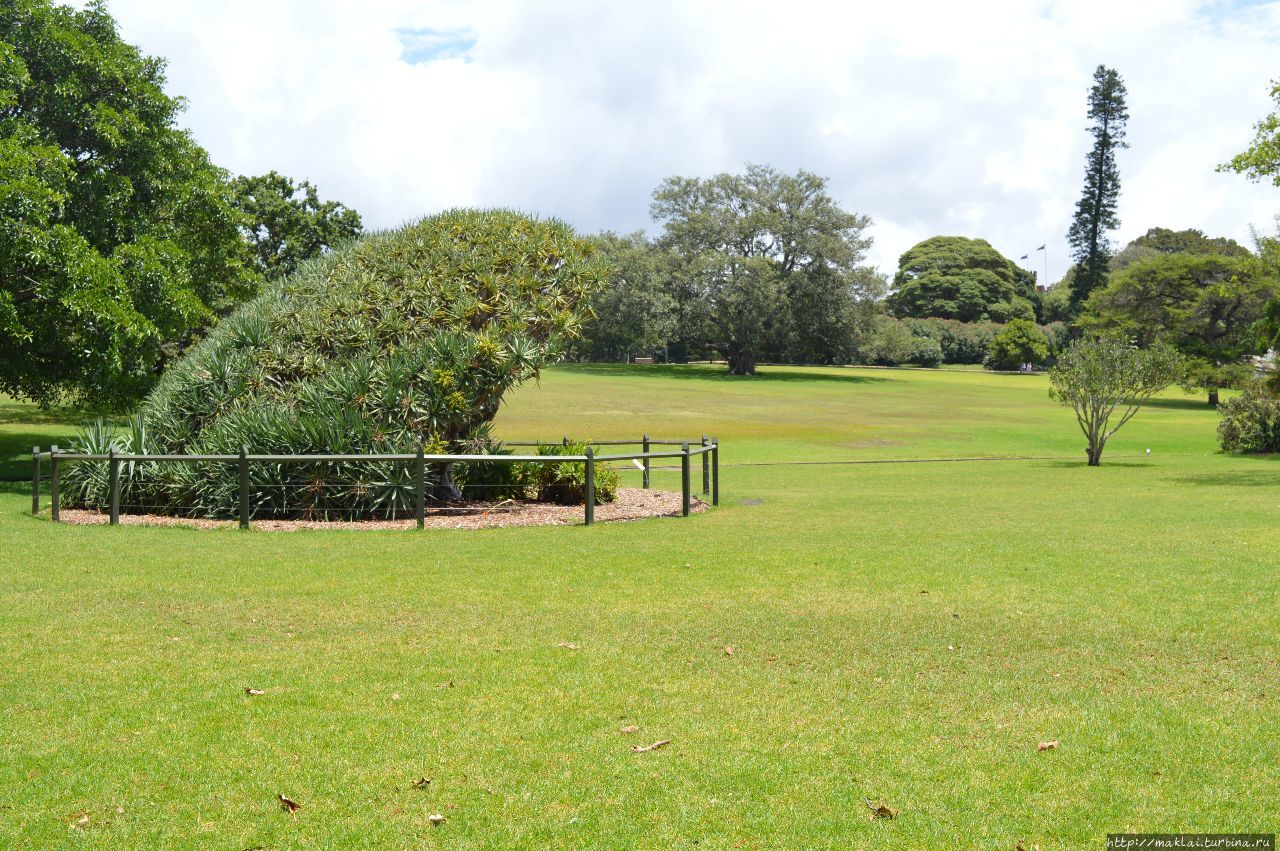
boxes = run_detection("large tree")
[231,171,363,282]
[0,0,257,408]
[1066,65,1129,312]
[577,232,676,362]
[1082,253,1275,404]
[887,236,1036,322]
[650,164,875,374]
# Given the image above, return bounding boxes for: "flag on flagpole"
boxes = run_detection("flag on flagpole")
[1036,244,1046,251]
[1020,254,1028,260]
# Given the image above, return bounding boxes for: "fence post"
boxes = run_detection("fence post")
[584,446,595,526]
[50,445,60,523]
[415,446,425,530]
[642,434,650,489]
[681,441,690,517]
[711,437,719,506]
[108,448,120,526]
[31,446,40,515]
[701,435,710,495]
[238,446,250,530]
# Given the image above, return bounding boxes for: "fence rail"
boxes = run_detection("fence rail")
[30,435,720,529]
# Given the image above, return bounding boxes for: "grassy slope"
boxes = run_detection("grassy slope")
[1,365,1277,849]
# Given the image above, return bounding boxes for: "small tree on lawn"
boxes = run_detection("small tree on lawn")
[1049,336,1184,466]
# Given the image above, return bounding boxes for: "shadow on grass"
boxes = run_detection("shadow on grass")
[555,362,891,385]
[0,428,84,481]
[1037,460,1155,469]
[1143,398,1219,412]
[1172,453,1279,487]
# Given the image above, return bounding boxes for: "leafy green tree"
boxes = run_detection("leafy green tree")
[785,265,886,364]
[1066,66,1129,311]
[1218,80,1280,187]
[650,164,875,374]
[887,236,1035,322]
[1082,253,1276,404]
[0,0,256,408]
[578,232,676,361]
[1049,335,1184,466]
[985,319,1049,371]
[231,171,363,281]
[1130,227,1250,257]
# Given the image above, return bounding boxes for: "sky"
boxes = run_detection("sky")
[97,0,1280,284]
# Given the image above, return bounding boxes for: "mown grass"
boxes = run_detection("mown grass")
[1,365,1277,849]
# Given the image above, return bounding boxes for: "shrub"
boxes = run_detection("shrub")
[911,336,944,367]
[62,209,611,518]
[860,317,916,365]
[1217,382,1280,453]
[984,319,1050,371]
[903,318,1002,364]
[517,442,621,505]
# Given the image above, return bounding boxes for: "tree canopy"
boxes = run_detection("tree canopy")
[1082,252,1276,403]
[576,231,676,362]
[0,0,257,408]
[231,171,363,282]
[1129,227,1251,257]
[887,236,1036,323]
[650,164,877,374]
[1218,80,1280,187]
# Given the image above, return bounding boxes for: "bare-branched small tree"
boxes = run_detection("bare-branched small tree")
[1049,336,1185,466]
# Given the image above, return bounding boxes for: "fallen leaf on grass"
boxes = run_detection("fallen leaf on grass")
[70,813,90,829]
[245,688,265,696]
[1036,740,1059,752]
[115,806,124,815]
[428,813,446,826]
[723,646,734,656]
[436,680,454,689]
[864,799,897,820]
[619,724,639,734]
[411,778,431,789]
[1015,842,1041,851]
[278,794,301,814]
[631,739,670,753]
[557,642,579,650]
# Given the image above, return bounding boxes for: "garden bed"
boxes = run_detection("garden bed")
[57,487,704,531]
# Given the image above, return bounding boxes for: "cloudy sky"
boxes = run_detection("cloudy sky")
[100,0,1280,283]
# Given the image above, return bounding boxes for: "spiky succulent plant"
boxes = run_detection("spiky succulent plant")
[63,209,610,518]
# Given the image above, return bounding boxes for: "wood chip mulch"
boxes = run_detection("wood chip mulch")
[57,487,706,532]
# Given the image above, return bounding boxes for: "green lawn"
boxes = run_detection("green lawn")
[1,365,1277,848]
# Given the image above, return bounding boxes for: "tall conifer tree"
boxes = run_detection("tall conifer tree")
[1066,65,1129,311]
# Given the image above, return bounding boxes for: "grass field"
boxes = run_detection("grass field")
[1,364,1277,848]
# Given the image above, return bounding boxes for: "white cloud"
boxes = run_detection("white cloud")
[98,0,1280,283]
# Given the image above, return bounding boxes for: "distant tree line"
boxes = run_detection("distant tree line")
[575,64,1280,406]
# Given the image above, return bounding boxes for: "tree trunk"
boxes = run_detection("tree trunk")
[1208,388,1219,407]
[727,351,756,375]
[433,461,463,502]
[1086,444,1102,466]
